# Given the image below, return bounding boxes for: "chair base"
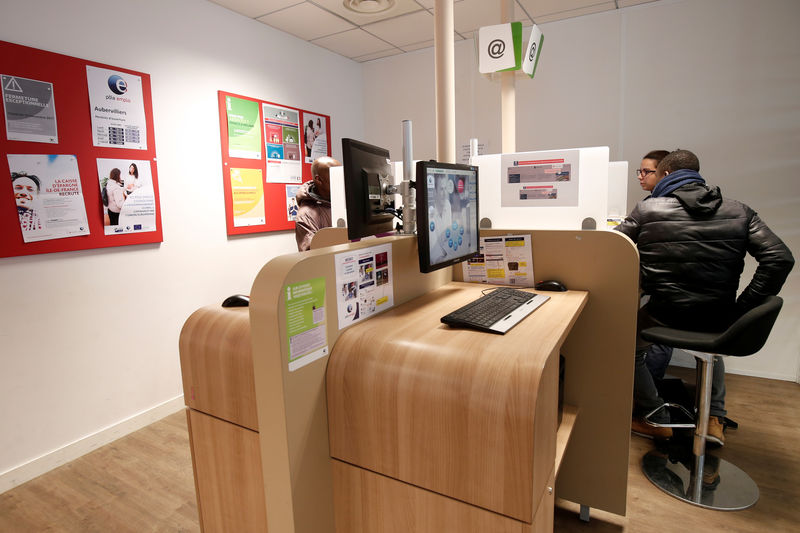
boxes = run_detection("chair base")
[642,450,758,511]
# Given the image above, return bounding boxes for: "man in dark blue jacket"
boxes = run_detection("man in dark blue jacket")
[617,149,794,444]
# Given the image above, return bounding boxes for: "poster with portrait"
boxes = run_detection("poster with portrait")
[286,184,300,222]
[96,158,157,235]
[2,75,59,143]
[86,66,147,150]
[302,112,327,164]
[263,103,302,183]
[7,154,89,243]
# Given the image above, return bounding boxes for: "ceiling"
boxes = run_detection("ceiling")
[210,0,659,62]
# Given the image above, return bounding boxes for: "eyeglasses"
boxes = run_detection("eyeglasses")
[636,169,656,177]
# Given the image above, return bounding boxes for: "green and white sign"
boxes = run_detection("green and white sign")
[226,95,261,160]
[285,277,328,372]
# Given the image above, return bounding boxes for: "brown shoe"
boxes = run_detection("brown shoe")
[632,417,673,440]
[706,416,725,446]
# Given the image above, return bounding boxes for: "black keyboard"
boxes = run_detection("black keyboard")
[441,287,549,334]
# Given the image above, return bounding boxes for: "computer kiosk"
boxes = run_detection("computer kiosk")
[179,226,639,532]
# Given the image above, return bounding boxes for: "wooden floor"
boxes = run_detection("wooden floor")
[1,368,798,532]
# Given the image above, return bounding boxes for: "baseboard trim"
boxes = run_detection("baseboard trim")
[0,395,185,494]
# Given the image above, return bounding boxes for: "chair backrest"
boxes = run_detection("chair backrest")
[714,296,783,356]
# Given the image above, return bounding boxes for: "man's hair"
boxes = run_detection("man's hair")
[658,149,700,174]
[11,172,41,192]
[643,150,669,165]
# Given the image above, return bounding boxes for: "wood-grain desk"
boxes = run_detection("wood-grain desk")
[180,229,639,533]
[328,282,587,531]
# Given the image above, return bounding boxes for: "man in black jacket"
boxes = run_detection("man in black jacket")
[617,149,794,444]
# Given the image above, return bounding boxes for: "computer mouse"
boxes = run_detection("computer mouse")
[221,294,250,307]
[535,280,567,292]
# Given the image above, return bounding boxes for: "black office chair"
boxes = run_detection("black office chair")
[639,296,783,511]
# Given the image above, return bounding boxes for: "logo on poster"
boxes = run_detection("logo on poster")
[107,75,128,95]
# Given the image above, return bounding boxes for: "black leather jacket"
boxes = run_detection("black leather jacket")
[617,183,794,322]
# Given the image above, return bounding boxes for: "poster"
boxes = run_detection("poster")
[7,154,89,243]
[96,158,157,235]
[500,151,579,207]
[302,112,327,164]
[286,184,300,222]
[263,103,302,183]
[2,75,58,143]
[285,277,328,372]
[224,95,261,159]
[86,66,147,150]
[335,243,394,329]
[461,234,534,286]
[229,168,265,227]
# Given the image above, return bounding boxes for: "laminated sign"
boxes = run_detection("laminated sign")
[522,24,544,78]
[478,22,522,74]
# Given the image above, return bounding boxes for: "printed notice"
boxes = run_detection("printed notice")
[501,150,579,207]
[230,168,265,227]
[286,184,300,221]
[263,103,302,183]
[286,278,328,372]
[86,66,147,150]
[97,158,157,235]
[8,154,89,243]
[302,112,327,164]
[462,234,534,286]
[2,75,58,143]
[226,95,261,160]
[335,243,394,329]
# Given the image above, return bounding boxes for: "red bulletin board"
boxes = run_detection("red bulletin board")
[0,40,162,259]
[217,90,331,235]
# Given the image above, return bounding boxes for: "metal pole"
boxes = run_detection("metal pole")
[501,0,515,153]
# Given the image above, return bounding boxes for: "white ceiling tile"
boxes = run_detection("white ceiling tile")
[258,3,355,40]
[517,0,597,18]
[617,0,660,7]
[454,0,530,35]
[534,2,616,23]
[363,10,434,48]
[313,0,424,26]
[415,0,464,9]
[353,48,405,62]
[401,39,434,52]
[210,0,303,19]
[312,28,396,58]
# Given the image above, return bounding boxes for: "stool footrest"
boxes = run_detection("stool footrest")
[643,403,696,429]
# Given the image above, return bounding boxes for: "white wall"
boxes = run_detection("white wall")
[0,0,364,489]
[361,0,799,380]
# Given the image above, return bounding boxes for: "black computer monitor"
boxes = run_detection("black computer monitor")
[416,160,479,273]
[341,138,395,240]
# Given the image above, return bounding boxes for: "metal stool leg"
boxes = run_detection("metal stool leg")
[642,352,759,510]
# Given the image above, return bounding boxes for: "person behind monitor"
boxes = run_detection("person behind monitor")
[295,156,341,251]
[616,149,794,444]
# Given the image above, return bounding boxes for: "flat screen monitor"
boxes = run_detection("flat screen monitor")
[341,138,395,240]
[416,160,479,273]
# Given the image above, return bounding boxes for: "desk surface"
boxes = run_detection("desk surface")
[328,282,588,523]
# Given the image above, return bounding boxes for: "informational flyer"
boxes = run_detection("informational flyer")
[501,150,579,207]
[86,66,147,150]
[302,111,327,164]
[96,158,157,235]
[286,184,300,221]
[335,243,394,329]
[263,103,302,183]
[285,277,328,372]
[7,154,89,243]
[229,167,265,227]
[461,234,534,286]
[2,75,58,143]
[223,95,261,159]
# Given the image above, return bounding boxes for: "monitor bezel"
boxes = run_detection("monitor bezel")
[416,160,480,274]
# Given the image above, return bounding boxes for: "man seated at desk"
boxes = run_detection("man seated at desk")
[616,149,794,444]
